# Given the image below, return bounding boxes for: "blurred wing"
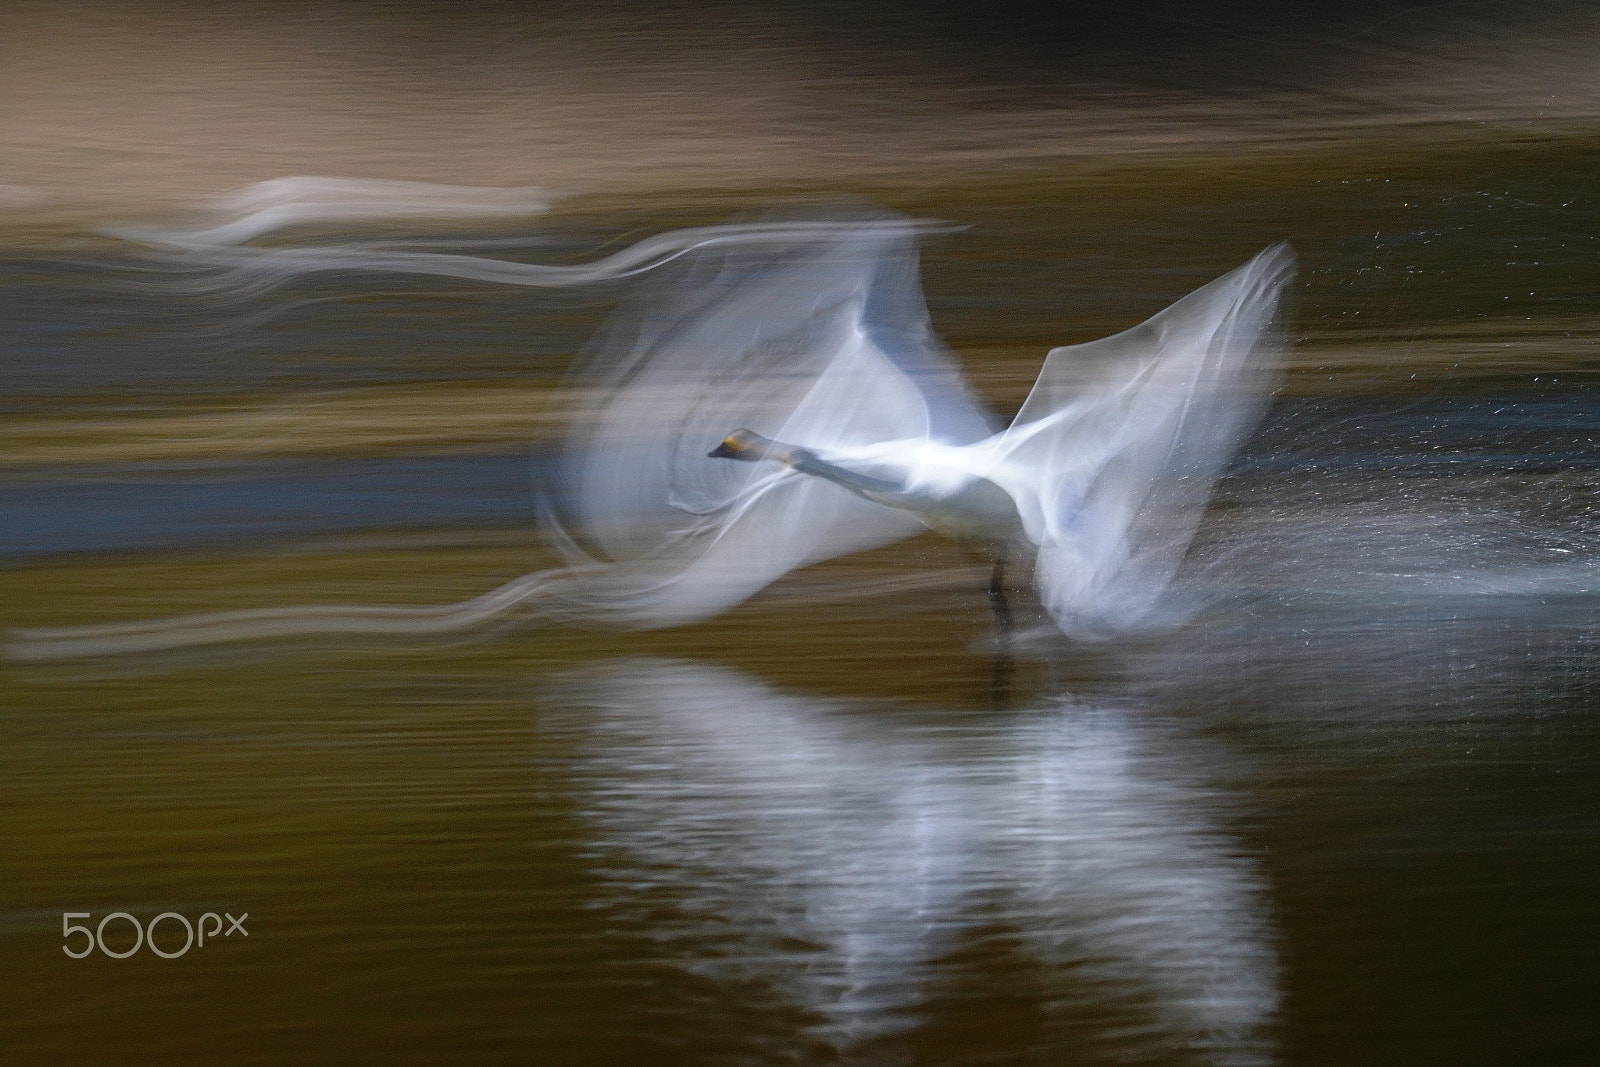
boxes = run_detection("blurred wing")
[996,243,1294,634]
[547,213,996,628]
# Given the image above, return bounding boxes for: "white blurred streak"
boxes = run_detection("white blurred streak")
[110,176,556,250]
[6,572,566,661]
[114,195,961,300]
[544,658,1278,1063]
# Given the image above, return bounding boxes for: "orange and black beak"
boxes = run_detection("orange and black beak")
[708,428,768,461]
[709,430,759,459]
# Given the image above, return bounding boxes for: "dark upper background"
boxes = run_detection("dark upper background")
[2,0,1595,213]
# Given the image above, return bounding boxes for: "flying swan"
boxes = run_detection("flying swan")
[8,214,1292,659]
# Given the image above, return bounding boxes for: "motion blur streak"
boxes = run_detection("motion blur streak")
[122,207,959,298]
[110,177,558,250]
[5,212,1287,657]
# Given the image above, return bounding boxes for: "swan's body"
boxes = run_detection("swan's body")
[8,212,1293,660]
[709,429,1028,546]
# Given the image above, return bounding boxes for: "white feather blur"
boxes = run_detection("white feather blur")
[549,215,1292,635]
[7,209,1292,658]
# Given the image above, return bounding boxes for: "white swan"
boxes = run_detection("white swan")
[698,241,1294,634]
[7,214,1292,659]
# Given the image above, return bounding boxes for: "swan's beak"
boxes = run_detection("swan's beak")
[709,431,757,460]
[709,429,766,461]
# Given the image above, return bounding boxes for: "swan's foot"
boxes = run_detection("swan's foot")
[988,553,1013,639]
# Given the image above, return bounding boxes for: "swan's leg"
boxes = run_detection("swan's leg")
[987,549,1012,638]
[988,548,1014,706]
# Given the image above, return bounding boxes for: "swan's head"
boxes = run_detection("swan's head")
[707,429,773,462]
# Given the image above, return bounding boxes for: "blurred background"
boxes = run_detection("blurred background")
[3,1,1599,1064]
[3,0,1600,212]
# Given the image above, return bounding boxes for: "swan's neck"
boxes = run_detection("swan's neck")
[711,428,1025,547]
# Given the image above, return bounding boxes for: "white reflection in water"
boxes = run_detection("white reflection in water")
[543,659,1277,1065]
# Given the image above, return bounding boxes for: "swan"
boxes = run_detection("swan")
[700,240,1295,636]
[6,214,1292,659]
[706,426,1029,631]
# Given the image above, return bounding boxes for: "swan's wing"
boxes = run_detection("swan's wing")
[996,243,1294,634]
[546,212,996,628]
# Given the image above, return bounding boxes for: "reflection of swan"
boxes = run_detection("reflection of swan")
[542,658,1279,1064]
[7,212,1288,659]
